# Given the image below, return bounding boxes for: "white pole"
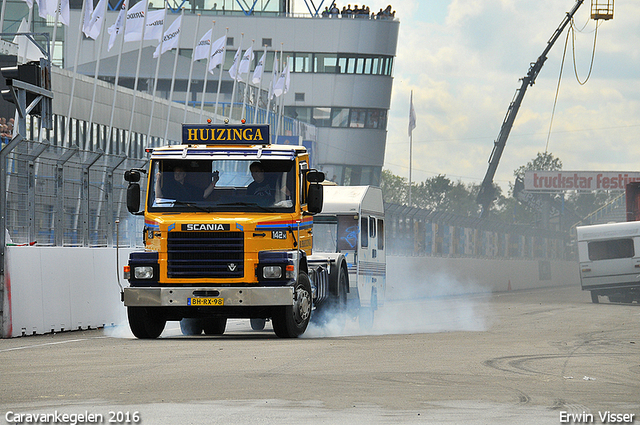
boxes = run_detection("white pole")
[198,20,216,123]
[240,39,254,122]
[50,0,61,62]
[145,1,169,145]
[212,27,228,123]
[253,47,265,124]
[227,33,244,122]
[87,16,108,151]
[275,47,284,138]
[182,14,202,124]
[0,0,7,39]
[125,0,151,155]
[163,9,185,143]
[105,1,130,154]
[62,0,88,147]
[265,55,277,126]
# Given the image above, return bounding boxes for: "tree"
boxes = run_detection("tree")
[380,169,408,205]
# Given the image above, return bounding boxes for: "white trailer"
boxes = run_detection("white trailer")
[576,221,640,304]
[310,186,385,329]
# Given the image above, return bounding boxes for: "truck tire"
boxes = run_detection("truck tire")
[203,317,227,335]
[272,272,312,338]
[180,318,203,336]
[250,318,266,330]
[313,264,348,329]
[128,307,166,339]
[590,291,600,304]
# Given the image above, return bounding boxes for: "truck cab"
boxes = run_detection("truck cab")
[122,124,346,338]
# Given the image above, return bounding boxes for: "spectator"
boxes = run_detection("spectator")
[322,6,330,17]
[330,4,339,16]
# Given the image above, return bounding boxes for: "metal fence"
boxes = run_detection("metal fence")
[2,138,147,248]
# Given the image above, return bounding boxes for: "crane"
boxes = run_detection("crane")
[476,0,585,218]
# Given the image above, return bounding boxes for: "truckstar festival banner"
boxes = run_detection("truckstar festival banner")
[524,171,640,192]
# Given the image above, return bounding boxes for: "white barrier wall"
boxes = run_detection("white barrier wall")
[3,247,134,338]
[2,248,580,337]
[386,256,580,301]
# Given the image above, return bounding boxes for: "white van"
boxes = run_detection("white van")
[312,186,386,328]
[576,221,640,303]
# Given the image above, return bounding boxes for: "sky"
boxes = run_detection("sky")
[305,0,640,193]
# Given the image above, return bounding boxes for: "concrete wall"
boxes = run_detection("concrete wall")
[2,248,580,337]
[386,255,580,301]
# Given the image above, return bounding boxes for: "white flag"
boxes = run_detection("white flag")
[408,91,416,137]
[252,50,266,85]
[82,0,94,38]
[123,0,145,42]
[268,56,278,99]
[21,0,33,10]
[13,18,42,62]
[193,28,211,62]
[153,15,182,58]
[272,63,289,97]
[236,46,253,81]
[207,35,226,71]
[58,0,70,25]
[107,2,127,51]
[85,0,108,40]
[36,0,56,19]
[228,46,242,80]
[144,9,165,41]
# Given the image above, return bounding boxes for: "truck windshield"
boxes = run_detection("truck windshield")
[148,159,295,213]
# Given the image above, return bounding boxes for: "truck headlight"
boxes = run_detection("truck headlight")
[134,266,154,279]
[263,266,282,279]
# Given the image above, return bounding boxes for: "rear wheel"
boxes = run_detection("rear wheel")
[180,318,203,336]
[128,307,166,339]
[313,264,348,330]
[272,273,312,338]
[203,317,227,335]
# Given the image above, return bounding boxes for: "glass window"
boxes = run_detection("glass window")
[312,216,338,253]
[315,54,338,73]
[294,53,313,73]
[363,57,372,74]
[588,239,634,261]
[313,107,332,127]
[355,57,364,74]
[369,217,376,237]
[337,215,359,251]
[337,57,347,74]
[361,216,368,247]
[346,57,355,74]
[371,57,380,75]
[350,109,366,128]
[377,219,385,250]
[331,108,349,127]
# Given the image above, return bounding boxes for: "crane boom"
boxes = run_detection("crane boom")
[476,0,584,217]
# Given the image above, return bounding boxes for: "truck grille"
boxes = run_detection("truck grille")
[167,231,244,279]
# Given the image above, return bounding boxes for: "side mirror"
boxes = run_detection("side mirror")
[307,183,323,214]
[124,170,141,183]
[306,171,325,183]
[127,183,141,214]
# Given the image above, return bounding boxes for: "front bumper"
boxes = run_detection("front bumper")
[123,286,294,307]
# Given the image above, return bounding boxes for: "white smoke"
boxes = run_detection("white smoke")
[304,271,492,338]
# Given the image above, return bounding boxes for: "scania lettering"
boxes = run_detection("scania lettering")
[121,123,352,338]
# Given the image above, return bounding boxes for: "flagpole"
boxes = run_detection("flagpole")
[227,33,243,122]
[253,47,265,124]
[275,47,284,138]
[62,0,88,147]
[183,14,202,123]
[198,20,216,123]
[145,0,169,146]
[408,89,414,206]
[87,5,108,151]
[213,27,228,123]
[49,0,61,61]
[105,1,129,154]
[0,0,7,39]
[163,9,185,144]
[240,39,254,122]
[265,55,277,126]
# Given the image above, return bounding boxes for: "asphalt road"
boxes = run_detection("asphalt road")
[1,285,639,424]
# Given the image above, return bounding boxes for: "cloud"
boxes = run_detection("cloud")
[386,0,640,190]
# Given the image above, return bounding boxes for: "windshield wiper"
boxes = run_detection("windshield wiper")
[217,202,277,213]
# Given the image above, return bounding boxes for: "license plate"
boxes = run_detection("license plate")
[272,230,287,240]
[188,297,224,306]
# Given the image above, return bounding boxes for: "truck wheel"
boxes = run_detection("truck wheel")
[590,291,600,304]
[203,318,227,335]
[272,272,312,338]
[250,318,266,330]
[313,264,348,329]
[180,318,203,336]
[128,307,166,339]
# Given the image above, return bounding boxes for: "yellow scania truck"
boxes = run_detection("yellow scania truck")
[122,123,350,338]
